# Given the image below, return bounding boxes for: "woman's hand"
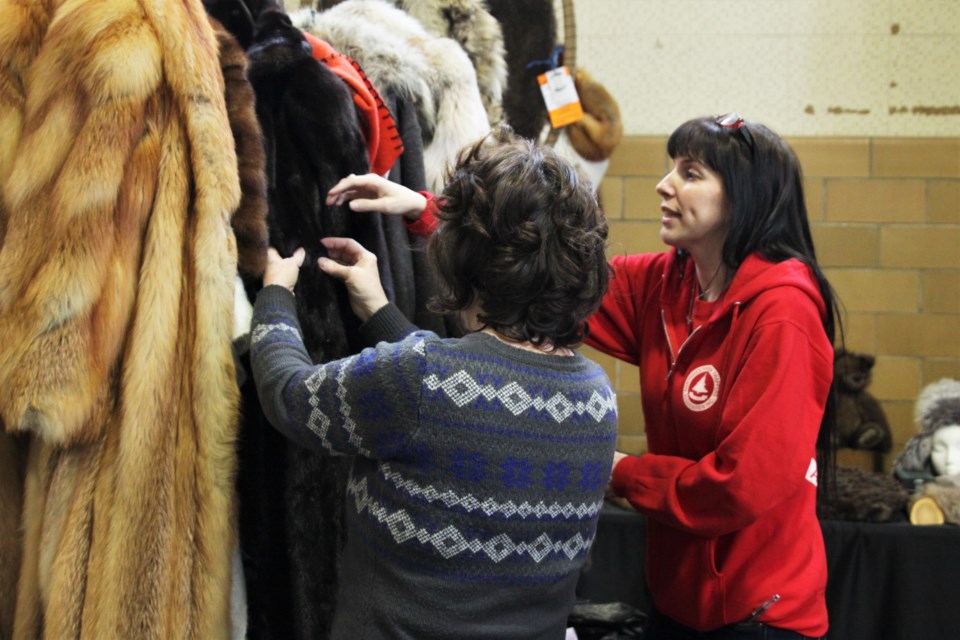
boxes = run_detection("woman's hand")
[263,247,305,293]
[326,173,427,220]
[317,237,389,322]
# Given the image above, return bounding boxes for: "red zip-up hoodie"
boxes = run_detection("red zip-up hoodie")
[587,249,831,637]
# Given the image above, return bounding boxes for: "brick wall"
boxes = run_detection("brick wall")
[584,136,960,470]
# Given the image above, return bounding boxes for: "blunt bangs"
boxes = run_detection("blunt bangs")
[666,116,750,175]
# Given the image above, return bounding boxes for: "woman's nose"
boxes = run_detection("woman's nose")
[656,171,675,198]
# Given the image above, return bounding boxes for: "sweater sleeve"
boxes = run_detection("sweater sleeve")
[250,285,427,458]
[358,301,418,345]
[610,314,833,537]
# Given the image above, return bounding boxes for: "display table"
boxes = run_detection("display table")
[576,502,960,640]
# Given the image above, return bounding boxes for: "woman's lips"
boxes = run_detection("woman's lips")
[660,206,680,224]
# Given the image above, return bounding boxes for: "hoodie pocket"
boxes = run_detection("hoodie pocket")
[646,522,726,629]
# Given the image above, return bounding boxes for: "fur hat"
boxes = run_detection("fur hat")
[893,378,960,476]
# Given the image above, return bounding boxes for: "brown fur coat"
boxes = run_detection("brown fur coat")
[0,1,241,638]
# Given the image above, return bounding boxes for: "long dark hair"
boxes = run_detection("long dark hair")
[668,116,842,500]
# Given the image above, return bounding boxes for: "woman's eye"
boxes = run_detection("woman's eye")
[685,170,700,180]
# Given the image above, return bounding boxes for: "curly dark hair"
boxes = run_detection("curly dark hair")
[427,126,611,349]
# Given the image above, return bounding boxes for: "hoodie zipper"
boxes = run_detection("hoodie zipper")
[662,308,700,381]
[662,301,742,382]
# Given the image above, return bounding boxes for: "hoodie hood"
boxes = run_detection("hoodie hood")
[658,250,827,368]
[662,250,827,321]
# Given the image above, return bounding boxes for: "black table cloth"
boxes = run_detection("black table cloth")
[576,502,960,640]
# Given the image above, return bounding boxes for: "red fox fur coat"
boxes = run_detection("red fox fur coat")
[0,0,243,637]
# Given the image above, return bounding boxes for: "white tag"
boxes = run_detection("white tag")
[538,66,583,128]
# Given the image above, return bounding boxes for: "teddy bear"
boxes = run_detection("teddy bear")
[833,349,893,452]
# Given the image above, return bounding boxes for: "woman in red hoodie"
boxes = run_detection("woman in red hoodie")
[327,115,838,639]
[586,115,838,639]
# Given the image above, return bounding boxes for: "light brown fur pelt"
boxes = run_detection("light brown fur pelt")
[213,18,269,279]
[0,0,241,638]
[566,68,623,162]
[394,0,507,127]
[924,477,960,525]
[291,0,490,192]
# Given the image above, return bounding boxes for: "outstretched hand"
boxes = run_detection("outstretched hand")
[317,237,389,322]
[263,247,305,293]
[326,173,427,219]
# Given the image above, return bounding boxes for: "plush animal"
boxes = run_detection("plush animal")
[817,465,909,523]
[833,349,893,452]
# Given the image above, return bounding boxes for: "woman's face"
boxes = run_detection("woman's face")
[656,156,730,260]
[931,424,960,477]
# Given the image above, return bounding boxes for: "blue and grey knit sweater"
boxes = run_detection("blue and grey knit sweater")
[251,285,618,639]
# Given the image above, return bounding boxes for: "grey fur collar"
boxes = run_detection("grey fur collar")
[392,0,506,126]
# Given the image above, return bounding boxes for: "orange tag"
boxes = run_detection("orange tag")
[538,66,583,128]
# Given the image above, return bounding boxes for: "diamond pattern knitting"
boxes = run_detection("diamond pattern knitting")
[348,476,594,563]
[424,371,617,422]
[379,464,603,520]
[250,291,619,632]
[251,322,302,344]
[304,354,372,457]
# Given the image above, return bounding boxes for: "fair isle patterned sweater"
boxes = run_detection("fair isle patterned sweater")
[250,286,618,639]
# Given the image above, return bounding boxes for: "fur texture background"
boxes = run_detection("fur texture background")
[237,8,374,638]
[291,0,490,191]
[0,0,241,637]
[817,466,908,523]
[216,19,270,281]
[391,0,507,127]
[486,0,556,140]
[922,477,960,525]
[0,432,25,639]
[201,3,450,637]
[287,0,454,335]
[567,68,623,162]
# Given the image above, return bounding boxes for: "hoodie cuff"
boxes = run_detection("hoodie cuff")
[404,191,439,237]
[610,453,644,499]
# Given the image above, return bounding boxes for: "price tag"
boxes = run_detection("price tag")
[538,66,583,128]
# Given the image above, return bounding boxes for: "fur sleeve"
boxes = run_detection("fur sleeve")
[214,18,269,279]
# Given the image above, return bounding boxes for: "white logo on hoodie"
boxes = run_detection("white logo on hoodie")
[805,458,819,487]
[682,365,720,412]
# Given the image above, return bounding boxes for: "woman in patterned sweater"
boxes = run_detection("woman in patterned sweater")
[251,127,618,639]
